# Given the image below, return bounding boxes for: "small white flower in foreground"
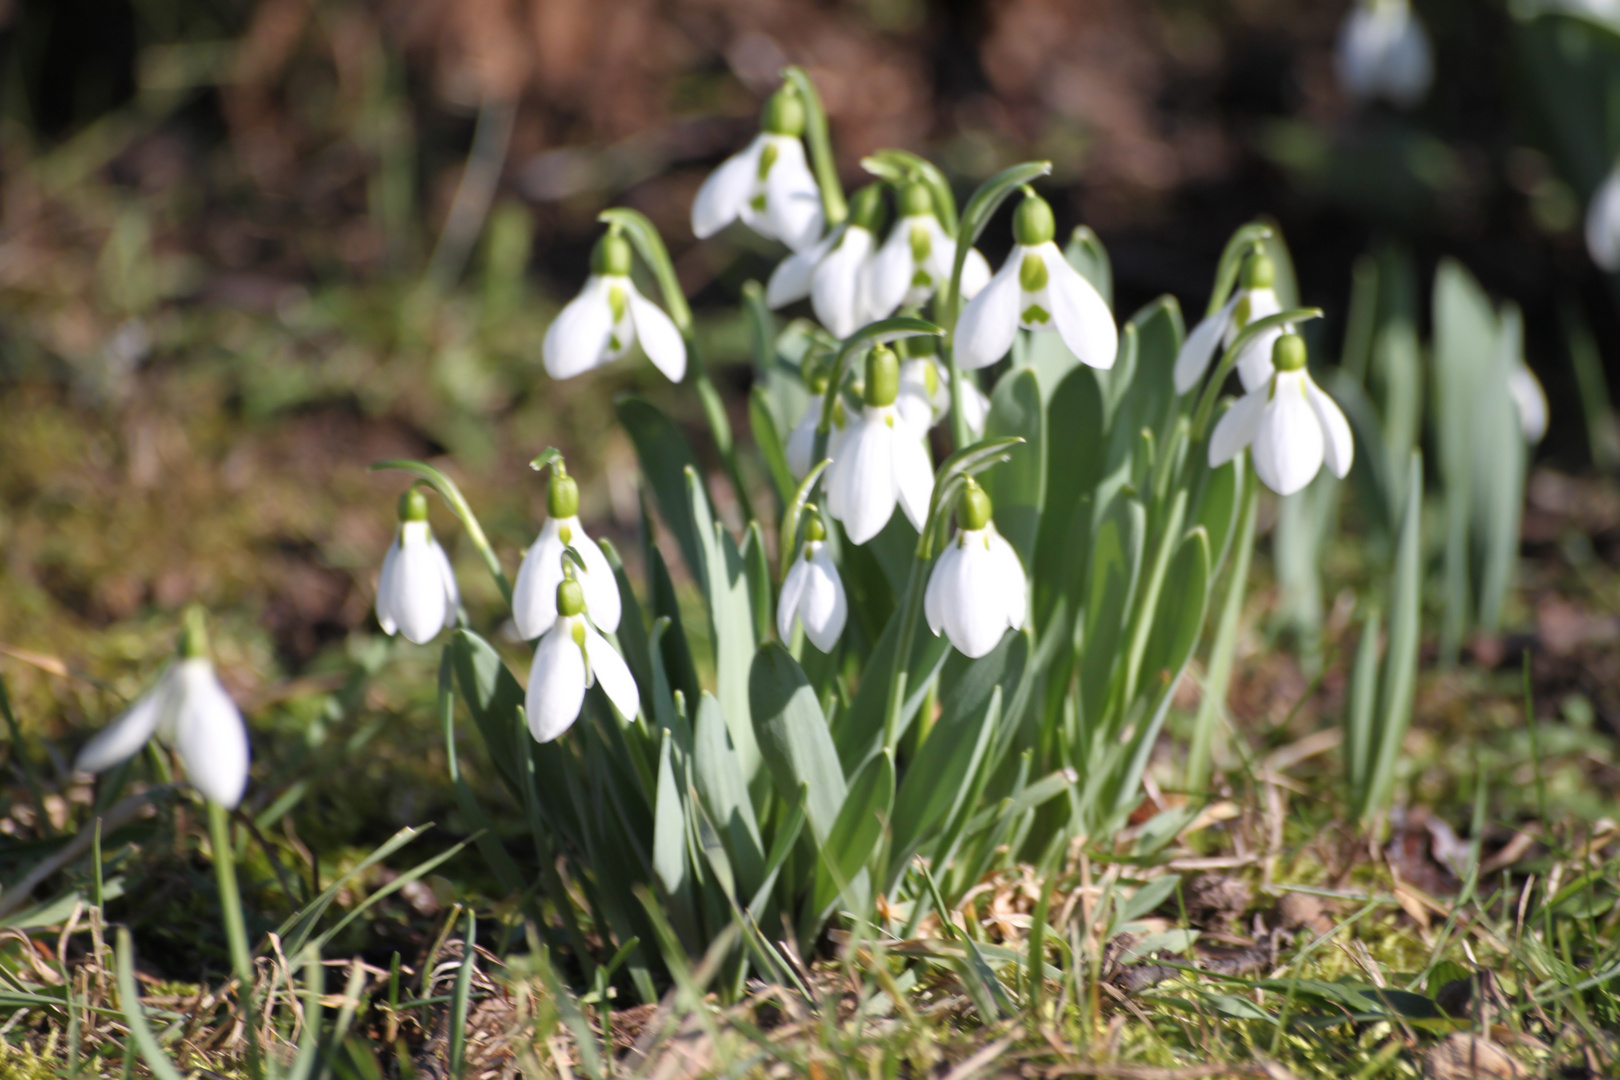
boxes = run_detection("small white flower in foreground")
[1209,333,1354,496]
[543,230,686,382]
[786,377,849,479]
[1335,0,1433,108]
[1509,361,1548,444]
[767,184,886,337]
[894,339,989,440]
[1587,166,1620,272]
[512,463,621,639]
[691,87,824,252]
[376,488,460,645]
[1174,251,1284,394]
[777,511,847,652]
[75,609,250,808]
[868,181,992,318]
[826,344,936,544]
[955,192,1117,371]
[925,479,1028,659]
[526,579,640,743]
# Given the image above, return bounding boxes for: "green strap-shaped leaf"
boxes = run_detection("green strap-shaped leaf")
[1067,225,1112,308]
[618,397,706,587]
[1364,453,1424,822]
[809,748,894,917]
[749,643,846,844]
[981,367,1045,568]
[688,467,761,781]
[693,692,764,898]
[750,386,796,511]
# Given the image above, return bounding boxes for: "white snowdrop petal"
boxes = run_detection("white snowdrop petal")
[1174,298,1237,394]
[924,543,955,636]
[1208,388,1267,468]
[1336,7,1382,102]
[526,623,588,742]
[812,227,874,338]
[1044,246,1119,371]
[868,221,915,319]
[1235,327,1283,393]
[777,555,812,642]
[943,533,1009,659]
[76,670,174,774]
[959,247,993,301]
[1305,377,1356,479]
[584,626,640,720]
[1384,14,1433,106]
[629,287,687,382]
[988,530,1028,631]
[1253,373,1325,496]
[955,253,1023,370]
[801,547,847,652]
[893,431,936,532]
[512,522,566,640]
[392,527,451,644]
[575,533,623,633]
[543,279,614,380]
[375,537,403,635]
[763,137,826,252]
[1509,366,1549,443]
[1588,172,1620,272]
[692,141,758,239]
[431,539,460,632]
[828,412,899,545]
[786,399,824,479]
[767,231,836,308]
[172,660,250,808]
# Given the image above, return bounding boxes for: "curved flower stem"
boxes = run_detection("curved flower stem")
[1187,308,1323,442]
[207,800,263,1080]
[369,460,512,605]
[1204,223,1274,319]
[782,66,848,228]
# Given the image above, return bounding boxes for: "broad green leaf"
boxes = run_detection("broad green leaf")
[1192,456,1243,577]
[835,588,950,773]
[653,731,689,902]
[692,693,764,898]
[810,749,894,915]
[1473,306,1526,632]
[1122,296,1185,446]
[749,643,846,844]
[1033,364,1106,629]
[618,397,706,585]
[1138,526,1212,703]
[981,367,1045,567]
[448,629,526,798]
[1364,453,1423,822]
[1077,496,1145,730]
[1067,225,1112,308]
[740,521,772,646]
[750,387,796,511]
[689,467,760,782]
[646,534,700,707]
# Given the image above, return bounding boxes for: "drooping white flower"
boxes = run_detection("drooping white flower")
[1335,0,1433,108]
[512,465,621,639]
[776,513,847,652]
[376,488,460,645]
[75,610,250,808]
[894,347,989,440]
[825,344,935,544]
[767,184,887,337]
[955,193,1117,372]
[1587,166,1620,272]
[868,182,992,318]
[924,480,1028,659]
[785,390,849,479]
[526,579,640,742]
[543,230,686,382]
[1209,333,1354,496]
[1509,362,1548,444]
[1174,251,1284,394]
[691,88,824,253]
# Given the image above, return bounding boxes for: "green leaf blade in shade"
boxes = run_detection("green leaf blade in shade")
[1365,453,1424,823]
[617,396,707,589]
[748,642,847,844]
[810,748,894,916]
[598,206,692,333]
[750,385,796,511]
[693,692,764,898]
[981,367,1045,568]
[686,466,761,780]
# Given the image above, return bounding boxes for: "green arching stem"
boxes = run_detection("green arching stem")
[811,318,944,471]
[781,67,847,227]
[1187,308,1324,441]
[207,800,264,1080]
[369,460,512,605]
[1205,223,1275,319]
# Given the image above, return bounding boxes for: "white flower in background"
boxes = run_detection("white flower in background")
[1335,0,1433,109]
[785,383,849,479]
[955,193,1117,372]
[543,230,686,382]
[692,87,824,252]
[1209,333,1354,496]
[75,610,250,808]
[894,343,989,440]
[869,181,992,318]
[1174,251,1284,394]
[526,579,640,742]
[767,184,886,337]
[776,512,847,652]
[924,479,1028,659]
[1509,361,1548,443]
[1586,166,1620,272]
[512,464,621,639]
[826,344,936,544]
[376,488,460,645]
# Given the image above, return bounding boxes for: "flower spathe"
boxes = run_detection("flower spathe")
[1335,0,1433,108]
[825,345,935,544]
[1587,166,1620,272]
[955,193,1117,372]
[691,89,823,252]
[526,580,640,742]
[75,611,250,809]
[1209,333,1354,496]
[543,232,686,382]
[777,514,847,652]
[376,489,460,645]
[869,182,992,318]
[512,467,621,639]
[924,480,1027,659]
[1174,251,1283,394]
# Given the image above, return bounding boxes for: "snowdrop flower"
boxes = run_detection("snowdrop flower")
[1336,0,1433,109]
[826,344,935,544]
[869,182,992,318]
[955,192,1117,372]
[777,512,847,652]
[526,578,640,742]
[894,337,988,439]
[376,488,460,645]
[924,479,1027,659]
[1209,333,1354,496]
[1174,251,1284,395]
[76,609,250,808]
[512,463,621,639]
[786,375,849,479]
[767,184,886,337]
[1509,361,1548,443]
[1586,166,1620,272]
[543,230,686,382]
[692,87,824,252]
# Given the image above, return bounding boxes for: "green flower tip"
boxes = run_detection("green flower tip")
[1273,332,1306,372]
[1013,193,1056,247]
[865,344,900,407]
[548,470,580,519]
[761,87,806,137]
[591,231,633,277]
[1242,251,1276,290]
[399,487,430,523]
[803,511,827,543]
[959,479,993,532]
[849,184,888,234]
[556,578,586,618]
[178,605,210,660]
[897,181,934,218]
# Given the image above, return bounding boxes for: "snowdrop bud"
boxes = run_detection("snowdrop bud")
[866,344,900,408]
[1208,332,1354,496]
[924,480,1028,659]
[376,488,460,644]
